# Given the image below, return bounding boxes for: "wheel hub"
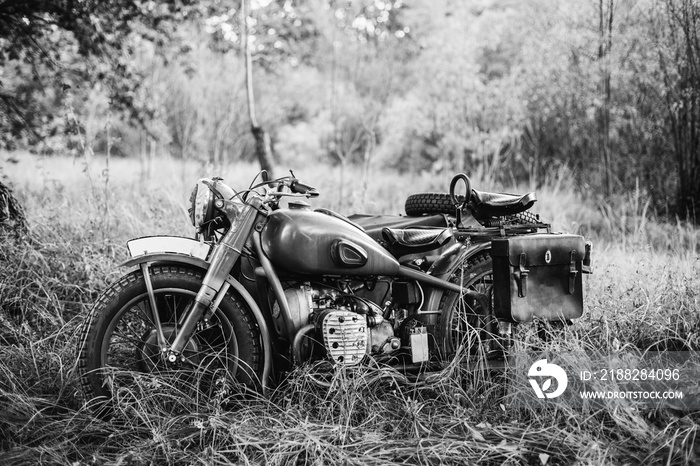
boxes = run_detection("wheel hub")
[137,324,200,371]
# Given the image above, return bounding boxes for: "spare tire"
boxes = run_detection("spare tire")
[405,193,464,216]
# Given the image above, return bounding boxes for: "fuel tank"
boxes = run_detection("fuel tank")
[260,209,400,276]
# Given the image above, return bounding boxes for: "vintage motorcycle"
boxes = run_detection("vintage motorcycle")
[78,172,592,401]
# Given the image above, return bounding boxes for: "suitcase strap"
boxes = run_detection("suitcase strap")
[569,251,579,294]
[513,253,529,298]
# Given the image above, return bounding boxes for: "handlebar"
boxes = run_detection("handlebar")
[290,179,319,197]
[245,173,320,202]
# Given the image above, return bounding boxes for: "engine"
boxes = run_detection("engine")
[272,284,402,366]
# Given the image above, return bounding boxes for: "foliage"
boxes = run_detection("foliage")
[0,0,212,151]
[653,0,700,220]
[515,0,699,219]
[0,0,699,220]
[0,180,27,235]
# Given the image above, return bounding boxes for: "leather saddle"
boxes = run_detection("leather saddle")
[469,190,537,219]
[381,227,453,258]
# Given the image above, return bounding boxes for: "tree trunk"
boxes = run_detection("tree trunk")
[140,129,147,181]
[0,180,28,236]
[252,126,274,174]
[338,156,346,211]
[241,0,274,181]
[598,0,614,197]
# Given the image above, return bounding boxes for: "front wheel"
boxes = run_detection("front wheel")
[78,265,262,405]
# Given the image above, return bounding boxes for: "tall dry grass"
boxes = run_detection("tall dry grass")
[1,152,699,464]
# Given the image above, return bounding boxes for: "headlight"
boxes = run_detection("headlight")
[188,178,215,232]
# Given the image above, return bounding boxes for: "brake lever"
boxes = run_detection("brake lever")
[267,192,313,198]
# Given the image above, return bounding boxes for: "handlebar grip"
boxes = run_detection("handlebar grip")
[449,173,471,209]
[290,180,319,197]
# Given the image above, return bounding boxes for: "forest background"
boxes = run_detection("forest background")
[1,0,699,221]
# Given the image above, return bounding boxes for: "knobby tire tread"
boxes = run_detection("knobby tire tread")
[78,265,262,403]
[405,193,464,216]
[436,251,493,355]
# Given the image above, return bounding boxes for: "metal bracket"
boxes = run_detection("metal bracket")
[568,251,579,294]
[582,241,593,274]
[513,253,529,297]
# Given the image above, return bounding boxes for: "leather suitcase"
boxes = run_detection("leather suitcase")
[491,234,586,322]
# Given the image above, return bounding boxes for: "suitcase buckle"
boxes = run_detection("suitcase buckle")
[513,253,529,297]
[569,251,579,294]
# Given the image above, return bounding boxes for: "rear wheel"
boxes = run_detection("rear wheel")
[436,252,498,357]
[78,266,262,406]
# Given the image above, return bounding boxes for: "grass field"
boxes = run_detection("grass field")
[1,152,699,464]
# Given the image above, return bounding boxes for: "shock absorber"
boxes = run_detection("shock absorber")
[168,197,262,360]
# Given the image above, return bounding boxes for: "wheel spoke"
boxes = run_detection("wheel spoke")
[80,267,262,406]
[441,253,496,355]
[100,290,237,393]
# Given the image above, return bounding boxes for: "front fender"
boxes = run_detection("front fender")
[121,252,210,271]
[120,252,274,393]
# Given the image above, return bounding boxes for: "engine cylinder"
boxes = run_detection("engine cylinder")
[316,309,368,365]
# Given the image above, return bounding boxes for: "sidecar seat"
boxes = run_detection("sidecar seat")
[470,190,537,219]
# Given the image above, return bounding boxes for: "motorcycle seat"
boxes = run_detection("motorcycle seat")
[470,190,537,218]
[348,213,449,242]
[382,227,453,257]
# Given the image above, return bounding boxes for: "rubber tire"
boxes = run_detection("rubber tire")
[78,265,262,403]
[405,193,464,216]
[436,252,498,356]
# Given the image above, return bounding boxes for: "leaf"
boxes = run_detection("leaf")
[496,440,519,452]
[464,421,486,442]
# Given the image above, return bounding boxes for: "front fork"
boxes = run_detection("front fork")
[146,198,263,364]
